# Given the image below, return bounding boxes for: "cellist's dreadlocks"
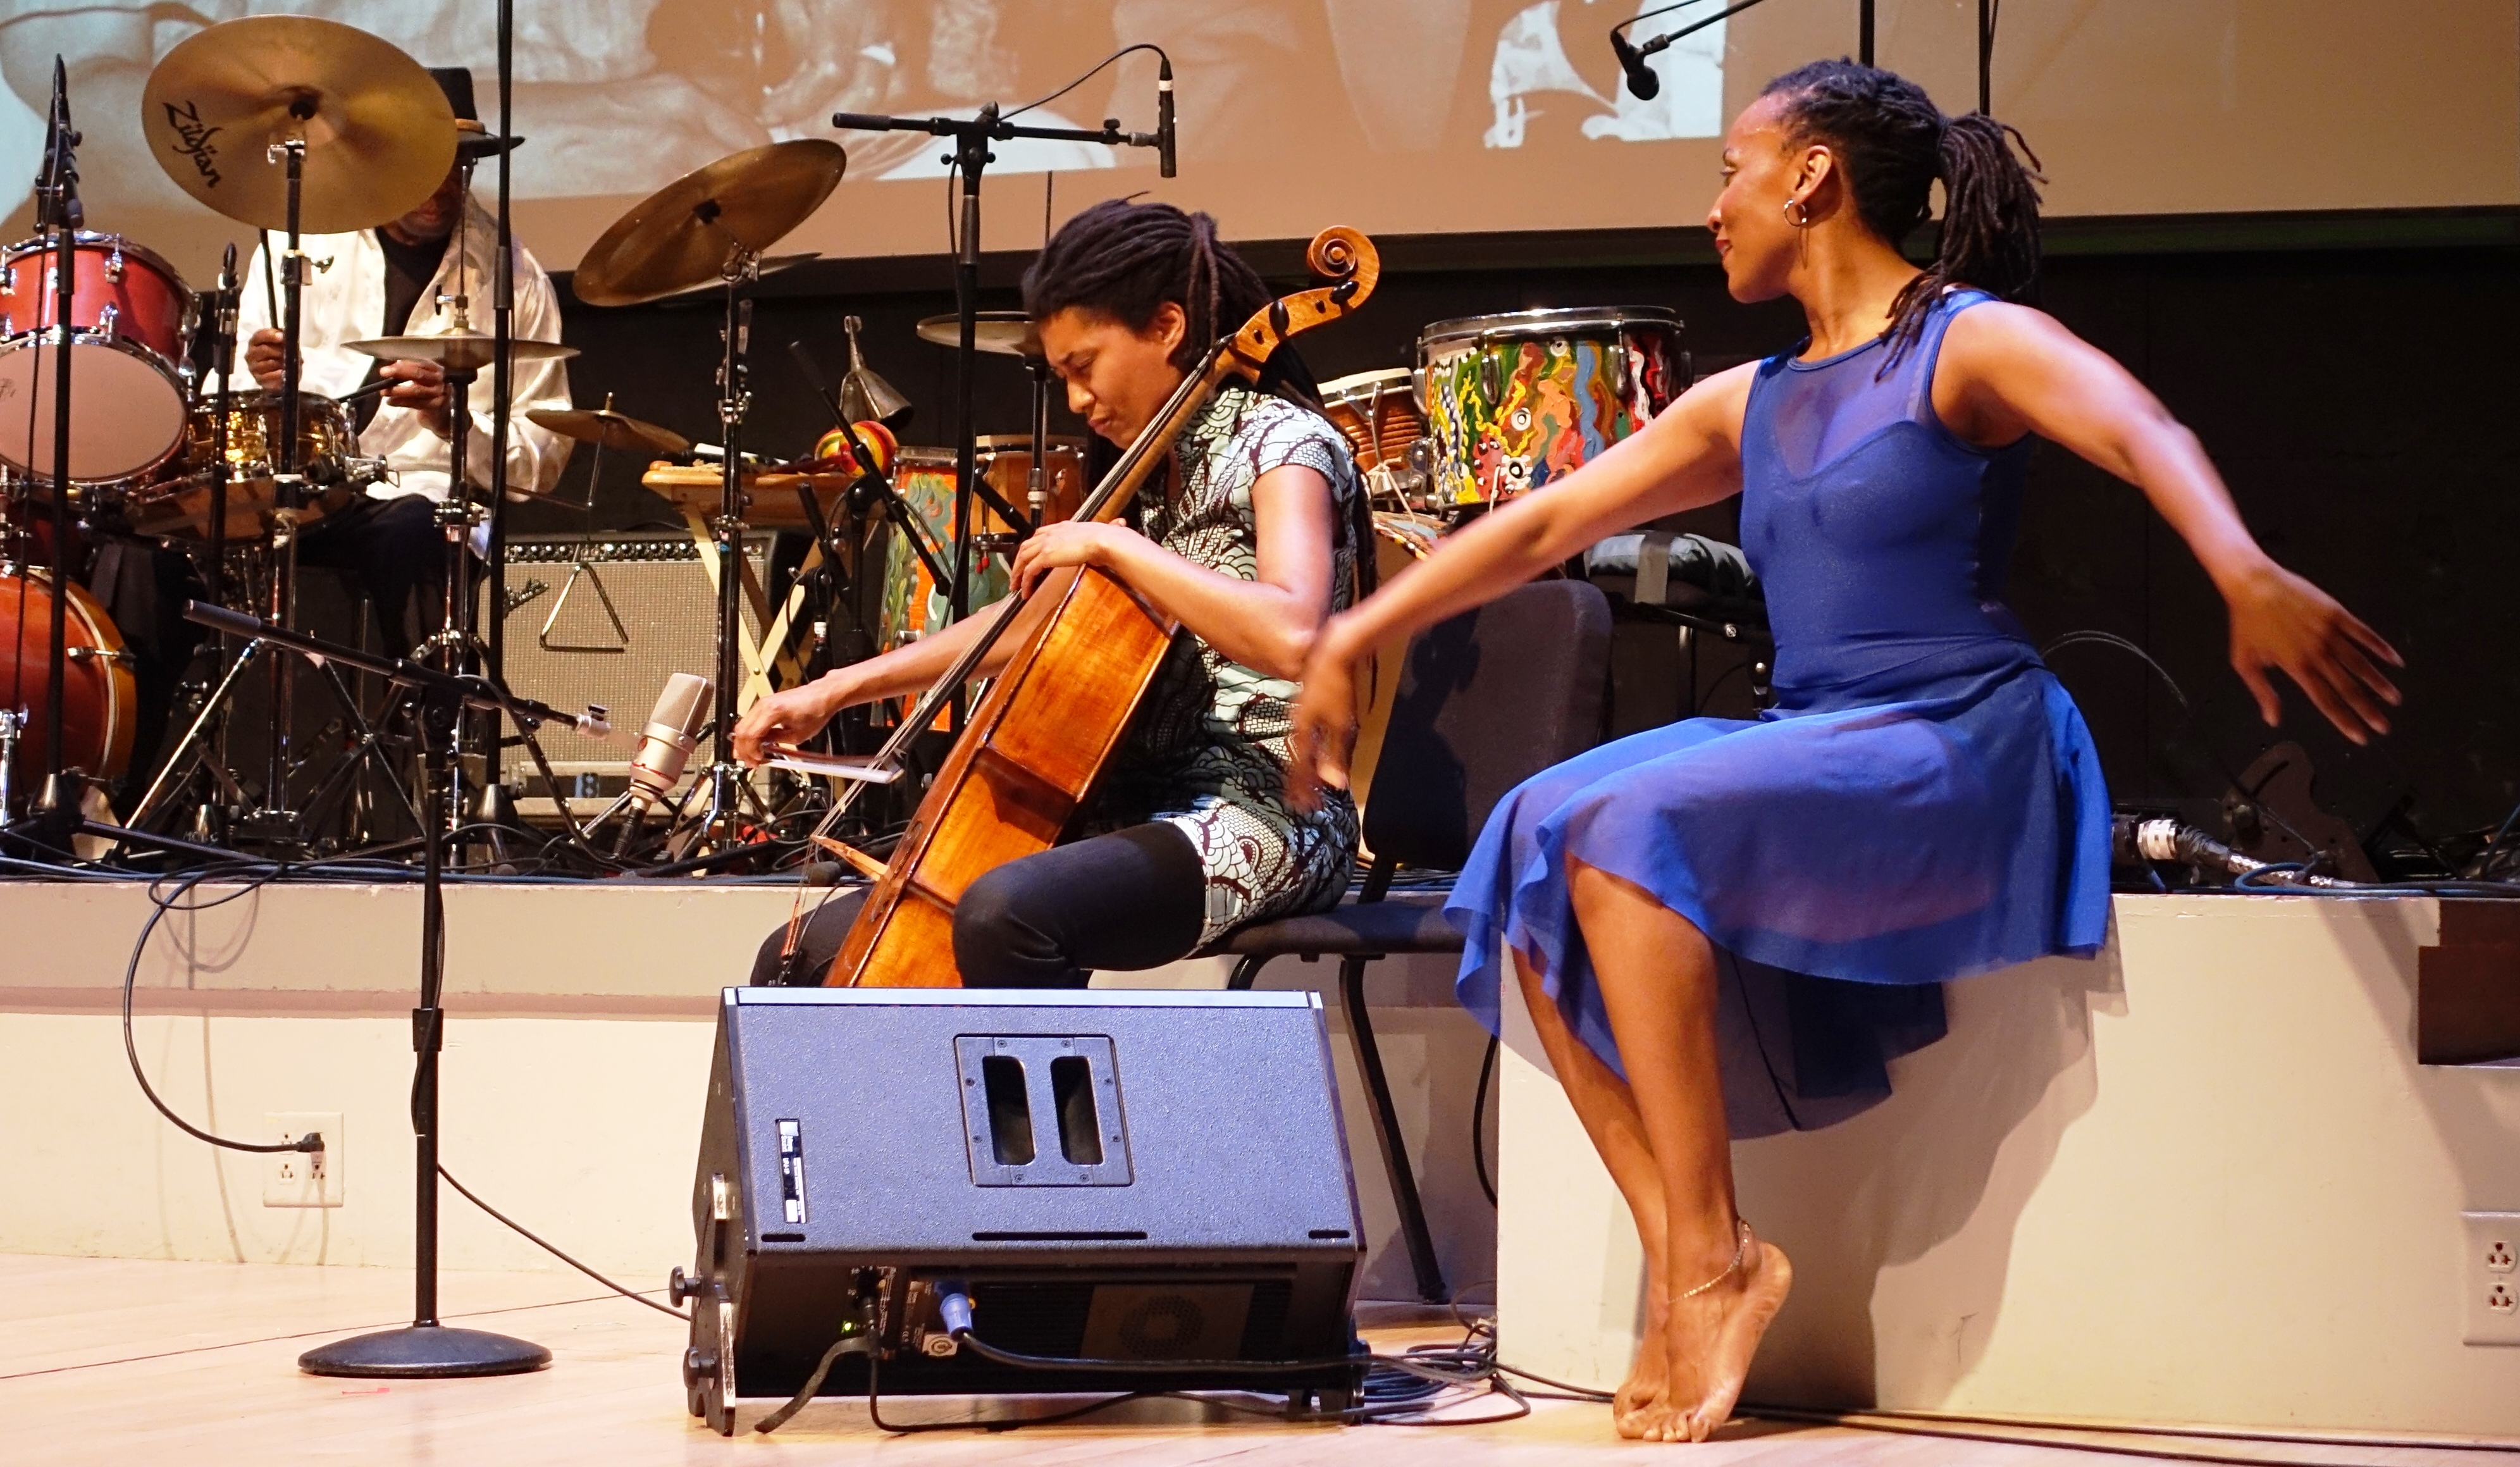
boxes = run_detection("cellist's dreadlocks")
[1759,59,2047,368]
[1021,199,1321,406]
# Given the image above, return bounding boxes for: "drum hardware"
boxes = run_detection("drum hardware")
[577,140,848,856]
[121,17,460,859]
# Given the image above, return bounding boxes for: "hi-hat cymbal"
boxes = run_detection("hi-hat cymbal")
[345,334,581,371]
[916,311,1041,360]
[526,407,691,456]
[573,141,846,307]
[140,15,456,234]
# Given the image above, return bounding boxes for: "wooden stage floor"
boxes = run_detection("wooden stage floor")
[6,1255,2504,1466]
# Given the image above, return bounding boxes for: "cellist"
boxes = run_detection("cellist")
[732,199,1365,987]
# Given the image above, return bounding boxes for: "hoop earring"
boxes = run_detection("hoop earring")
[1782,198,1810,228]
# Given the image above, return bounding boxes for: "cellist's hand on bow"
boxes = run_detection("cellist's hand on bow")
[1009,519,1141,597]
[1286,615,1368,814]
[732,674,852,767]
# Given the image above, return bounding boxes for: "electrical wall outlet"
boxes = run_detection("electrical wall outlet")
[2463,1211,2520,1345]
[263,1113,343,1208]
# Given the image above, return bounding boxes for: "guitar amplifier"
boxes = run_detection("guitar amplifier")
[482,533,772,774]
[676,987,1365,1433]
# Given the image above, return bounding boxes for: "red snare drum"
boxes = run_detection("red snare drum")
[0,233,195,483]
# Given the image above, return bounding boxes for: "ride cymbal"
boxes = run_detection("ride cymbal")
[572,141,846,307]
[526,407,691,457]
[140,15,455,234]
[345,334,580,371]
[915,310,1042,360]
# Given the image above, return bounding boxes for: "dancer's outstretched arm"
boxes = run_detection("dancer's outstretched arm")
[1935,302,2402,743]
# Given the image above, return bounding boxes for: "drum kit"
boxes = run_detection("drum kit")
[0,5,1698,867]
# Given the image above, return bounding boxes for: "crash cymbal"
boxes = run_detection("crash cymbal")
[526,407,691,456]
[572,141,846,307]
[343,334,581,371]
[140,15,455,234]
[915,310,1041,360]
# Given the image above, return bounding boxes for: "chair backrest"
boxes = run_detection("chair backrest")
[1361,578,1613,872]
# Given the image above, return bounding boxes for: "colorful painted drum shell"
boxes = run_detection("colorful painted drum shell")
[1414,306,1686,504]
[872,438,1088,659]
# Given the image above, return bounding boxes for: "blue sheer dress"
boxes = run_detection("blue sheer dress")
[1447,289,2112,1136]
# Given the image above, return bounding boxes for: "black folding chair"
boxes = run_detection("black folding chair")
[1201,579,1612,1301]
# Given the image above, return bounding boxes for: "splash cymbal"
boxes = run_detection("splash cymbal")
[572,141,846,307]
[915,310,1041,360]
[140,15,455,234]
[526,407,691,456]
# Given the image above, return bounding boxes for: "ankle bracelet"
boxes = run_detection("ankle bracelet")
[1676,1219,1751,1301]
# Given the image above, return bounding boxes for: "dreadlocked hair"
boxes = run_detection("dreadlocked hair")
[1020,198,1320,405]
[1759,59,2046,367]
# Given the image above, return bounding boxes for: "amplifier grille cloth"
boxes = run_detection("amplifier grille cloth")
[481,533,771,771]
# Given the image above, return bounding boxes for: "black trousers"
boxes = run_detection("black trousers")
[751,822,1207,988]
[295,493,442,659]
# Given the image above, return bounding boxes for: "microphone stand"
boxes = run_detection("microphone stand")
[1610,0,1871,95]
[26,59,81,836]
[478,0,523,852]
[829,97,1167,726]
[183,600,598,1379]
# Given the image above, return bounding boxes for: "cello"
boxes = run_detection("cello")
[813,226,1379,988]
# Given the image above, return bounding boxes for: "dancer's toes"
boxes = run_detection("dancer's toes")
[1613,1308,1670,1433]
[1684,1235,1793,1439]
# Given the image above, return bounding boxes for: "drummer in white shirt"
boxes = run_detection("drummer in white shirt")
[232,66,573,658]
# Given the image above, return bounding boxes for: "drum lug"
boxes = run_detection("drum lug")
[97,303,118,342]
[104,240,126,285]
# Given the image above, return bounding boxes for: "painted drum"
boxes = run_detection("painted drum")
[1415,306,1686,504]
[0,233,196,483]
[873,436,1087,658]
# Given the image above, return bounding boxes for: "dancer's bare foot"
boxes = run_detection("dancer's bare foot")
[1625,1226,1793,1442]
[1612,1292,1671,1435]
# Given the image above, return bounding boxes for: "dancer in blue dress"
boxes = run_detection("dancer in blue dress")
[1290,61,2400,1444]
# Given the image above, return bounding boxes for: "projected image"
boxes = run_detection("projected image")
[0,0,1719,267]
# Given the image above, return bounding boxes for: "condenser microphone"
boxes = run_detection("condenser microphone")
[614,672,711,856]
[1610,29,1662,101]
[1156,56,1177,178]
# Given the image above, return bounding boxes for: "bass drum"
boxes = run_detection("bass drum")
[1,564,138,793]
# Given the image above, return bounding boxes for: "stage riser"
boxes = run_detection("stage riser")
[0,881,1492,1301]
[1498,894,2520,1436]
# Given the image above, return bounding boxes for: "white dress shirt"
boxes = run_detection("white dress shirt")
[227,194,574,504]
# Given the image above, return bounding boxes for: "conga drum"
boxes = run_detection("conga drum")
[1416,307,1687,504]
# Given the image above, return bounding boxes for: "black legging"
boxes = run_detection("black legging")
[751,822,1207,988]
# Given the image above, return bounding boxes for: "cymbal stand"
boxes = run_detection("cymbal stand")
[684,249,765,855]
[250,129,314,846]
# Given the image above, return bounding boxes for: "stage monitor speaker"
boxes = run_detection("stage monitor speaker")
[481,533,771,773]
[676,987,1366,1433]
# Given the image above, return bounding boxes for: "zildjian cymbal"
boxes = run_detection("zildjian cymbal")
[915,310,1042,360]
[343,334,580,372]
[572,141,846,307]
[139,15,455,234]
[526,407,691,457]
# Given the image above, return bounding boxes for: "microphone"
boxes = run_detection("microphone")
[614,672,711,857]
[1610,28,1662,101]
[1156,56,1177,178]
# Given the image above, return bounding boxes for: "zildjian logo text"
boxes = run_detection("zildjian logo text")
[162,101,221,187]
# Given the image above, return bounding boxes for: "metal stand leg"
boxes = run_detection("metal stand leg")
[1337,954,1448,1304]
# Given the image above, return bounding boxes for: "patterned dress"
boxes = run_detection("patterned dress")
[1090,383,1364,946]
